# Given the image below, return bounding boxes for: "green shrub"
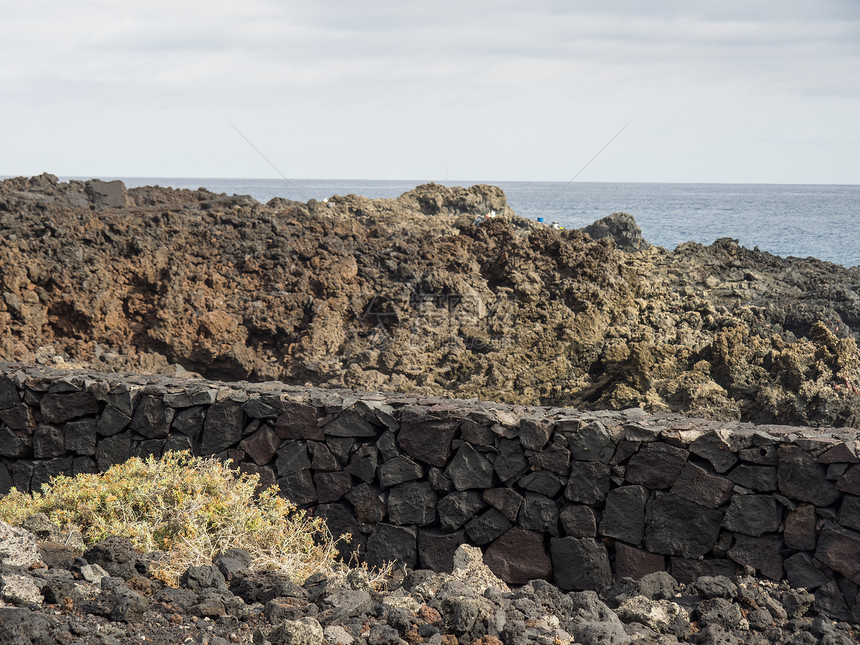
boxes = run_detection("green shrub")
[0,451,344,586]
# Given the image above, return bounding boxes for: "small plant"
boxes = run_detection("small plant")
[0,451,344,587]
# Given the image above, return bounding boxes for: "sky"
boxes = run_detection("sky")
[2,1,859,184]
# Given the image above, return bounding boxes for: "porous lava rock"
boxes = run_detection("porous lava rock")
[2,174,860,427]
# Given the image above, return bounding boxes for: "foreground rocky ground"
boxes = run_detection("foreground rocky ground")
[2,174,860,427]
[1,517,858,645]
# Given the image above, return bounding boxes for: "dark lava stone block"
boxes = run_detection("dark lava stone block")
[465,508,512,545]
[278,470,317,506]
[550,536,612,592]
[325,437,355,465]
[784,504,817,551]
[727,534,784,581]
[366,523,417,569]
[418,529,466,573]
[275,401,322,440]
[65,417,97,456]
[0,426,32,458]
[518,470,564,497]
[0,462,11,495]
[0,376,21,409]
[379,455,424,488]
[625,443,688,489]
[387,481,437,526]
[560,505,597,538]
[778,444,839,506]
[739,443,778,466]
[529,441,571,476]
[671,462,734,508]
[838,495,860,532]
[240,425,281,466]
[72,455,98,476]
[200,402,243,454]
[460,418,495,447]
[494,439,528,483]
[566,420,615,464]
[483,487,523,522]
[689,433,737,473]
[10,461,33,492]
[600,485,648,545]
[323,410,377,438]
[519,416,553,451]
[614,543,666,581]
[518,493,559,536]
[784,552,828,591]
[242,396,279,419]
[96,431,132,471]
[309,442,340,471]
[669,558,736,584]
[484,528,551,584]
[437,490,487,533]
[345,483,387,524]
[129,395,174,439]
[836,463,860,496]
[814,523,860,584]
[0,404,34,433]
[134,438,165,460]
[722,495,781,537]
[397,405,461,467]
[314,471,353,504]
[727,463,777,493]
[645,492,724,558]
[344,445,379,483]
[275,440,311,476]
[446,443,494,490]
[168,405,203,439]
[564,461,610,505]
[164,434,194,455]
[33,423,65,458]
[40,391,98,424]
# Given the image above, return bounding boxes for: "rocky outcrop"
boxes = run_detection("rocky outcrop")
[2,175,860,427]
[581,211,648,251]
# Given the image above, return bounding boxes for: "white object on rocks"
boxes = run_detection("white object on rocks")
[323,625,354,645]
[80,563,110,584]
[451,544,510,594]
[0,572,43,606]
[616,595,689,633]
[0,520,42,568]
[265,617,324,645]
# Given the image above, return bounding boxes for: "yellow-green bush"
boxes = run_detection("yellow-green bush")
[0,451,344,586]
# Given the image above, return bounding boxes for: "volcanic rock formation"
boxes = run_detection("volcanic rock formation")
[2,174,860,426]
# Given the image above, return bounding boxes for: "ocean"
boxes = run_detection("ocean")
[65,177,860,268]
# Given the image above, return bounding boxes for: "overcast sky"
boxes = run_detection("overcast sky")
[2,1,859,183]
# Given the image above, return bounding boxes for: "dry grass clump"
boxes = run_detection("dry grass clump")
[0,451,344,586]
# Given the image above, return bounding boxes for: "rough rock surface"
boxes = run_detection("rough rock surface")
[1,519,858,644]
[2,174,860,426]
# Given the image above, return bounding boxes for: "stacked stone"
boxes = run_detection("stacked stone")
[3,363,860,621]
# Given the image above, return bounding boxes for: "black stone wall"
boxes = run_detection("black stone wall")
[3,363,860,612]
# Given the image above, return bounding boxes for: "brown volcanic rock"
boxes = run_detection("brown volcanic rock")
[2,174,860,427]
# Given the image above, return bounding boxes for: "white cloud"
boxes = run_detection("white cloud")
[1,0,858,181]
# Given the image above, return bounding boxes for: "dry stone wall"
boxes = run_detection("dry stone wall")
[3,363,860,610]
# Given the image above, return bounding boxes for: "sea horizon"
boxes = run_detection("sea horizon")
[3,174,858,267]
[1,173,858,187]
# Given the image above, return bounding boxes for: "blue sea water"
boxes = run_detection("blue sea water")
[70,177,860,268]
